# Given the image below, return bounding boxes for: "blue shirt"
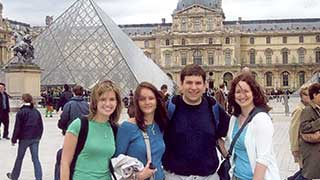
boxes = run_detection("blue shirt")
[232,120,253,180]
[115,121,165,180]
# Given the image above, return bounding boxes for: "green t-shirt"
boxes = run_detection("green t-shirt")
[67,118,115,180]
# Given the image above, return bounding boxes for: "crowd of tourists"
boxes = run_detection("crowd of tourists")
[1,64,320,180]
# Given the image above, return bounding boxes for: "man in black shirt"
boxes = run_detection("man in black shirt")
[163,64,229,179]
[0,82,10,140]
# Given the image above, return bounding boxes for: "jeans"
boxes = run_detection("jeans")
[11,139,42,180]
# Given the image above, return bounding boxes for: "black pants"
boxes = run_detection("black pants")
[0,111,9,138]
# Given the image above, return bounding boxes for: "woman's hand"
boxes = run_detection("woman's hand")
[136,161,157,180]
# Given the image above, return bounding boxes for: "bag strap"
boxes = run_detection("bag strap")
[227,107,263,158]
[70,117,89,178]
[142,131,154,180]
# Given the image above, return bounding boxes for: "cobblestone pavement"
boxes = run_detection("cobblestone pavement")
[0,97,301,180]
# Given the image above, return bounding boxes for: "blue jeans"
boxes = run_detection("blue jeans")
[11,139,42,180]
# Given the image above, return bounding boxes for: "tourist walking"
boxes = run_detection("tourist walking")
[7,93,43,180]
[287,85,311,180]
[115,82,168,180]
[162,64,230,180]
[225,72,280,180]
[60,80,122,180]
[56,84,73,112]
[0,82,10,140]
[299,82,320,180]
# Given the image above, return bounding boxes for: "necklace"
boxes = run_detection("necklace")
[150,124,156,135]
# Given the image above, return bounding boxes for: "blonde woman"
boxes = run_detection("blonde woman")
[60,80,122,180]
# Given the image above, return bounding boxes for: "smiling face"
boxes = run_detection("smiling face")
[234,81,254,109]
[181,75,206,105]
[96,90,117,120]
[138,87,157,116]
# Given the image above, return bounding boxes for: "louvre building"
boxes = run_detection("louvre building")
[120,0,320,91]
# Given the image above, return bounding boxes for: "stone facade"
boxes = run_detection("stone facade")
[120,1,320,91]
[0,3,13,67]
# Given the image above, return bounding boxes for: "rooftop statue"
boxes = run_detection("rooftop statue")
[12,34,35,65]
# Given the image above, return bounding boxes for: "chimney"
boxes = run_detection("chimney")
[161,18,166,24]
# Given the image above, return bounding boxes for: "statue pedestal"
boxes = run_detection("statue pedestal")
[4,64,42,111]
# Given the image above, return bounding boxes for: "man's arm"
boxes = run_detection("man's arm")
[58,103,71,131]
[217,105,230,138]
[301,131,320,143]
[300,108,320,134]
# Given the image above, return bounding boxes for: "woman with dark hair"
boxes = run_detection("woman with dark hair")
[7,94,43,180]
[115,82,168,180]
[225,73,280,180]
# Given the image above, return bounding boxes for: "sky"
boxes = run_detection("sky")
[1,0,320,26]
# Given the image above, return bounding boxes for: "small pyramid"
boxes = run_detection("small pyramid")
[33,0,173,95]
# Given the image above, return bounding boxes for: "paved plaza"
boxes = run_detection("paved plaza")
[0,97,300,180]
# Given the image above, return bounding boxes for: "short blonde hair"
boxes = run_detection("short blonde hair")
[299,84,309,98]
[88,80,122,125]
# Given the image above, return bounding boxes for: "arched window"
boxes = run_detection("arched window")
[193,50,202,65]
[165,39,170,46]
[298,71,305,86]
[225,49,232,65]
[181,52,187,65]
[265,48,273,64]
[297,47,306,64]
[282,48,289,64]
[282,71,289,86]
[249,49,256,64]
[265,72,273,87]
[316,48,320,63]
[225,37,230,44]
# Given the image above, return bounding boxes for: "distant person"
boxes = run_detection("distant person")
[299,82,320,180]
[7,94,43,180]
[226,73,280,180]
[45,90,54,117]
[58,85,89,135]
[215,83,227,110]
[288,85,311,180]
[0,82,10,140]
[56,84,73,112]
[283,93,290,116]
[159,84,170,103]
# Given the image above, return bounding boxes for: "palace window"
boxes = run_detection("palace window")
[208,52,214,65]
[249,37,255,44]
[283,36,287,44]
[225,37,230,44]
[165,52,171,66]
[298,48,306,64]
[207,17,213,31]
[266,36,271,44]
[266,72,273,87]
[249,49,256,64]
[316,35,320,43]
[298,71,305,86]
[265,48,273,64]
[299,35,304,43]
[165,39,170,46]
[282,71,289,86]
[225,49,232,65]
[316,48,320,63]
[209,38,213,45]
[193,50,202,65]
[194,18,201,32]
[181,52,187,65]
[282,48,289,64]
[182,38,186,45]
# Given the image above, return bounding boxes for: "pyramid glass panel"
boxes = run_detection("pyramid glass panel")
[28,0,174,96]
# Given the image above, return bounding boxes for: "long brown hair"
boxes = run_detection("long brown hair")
[88,80,122,125]
[227,73,271,116]
[134,82,168,132]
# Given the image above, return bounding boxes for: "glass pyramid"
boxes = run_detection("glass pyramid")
[32,0,174,95]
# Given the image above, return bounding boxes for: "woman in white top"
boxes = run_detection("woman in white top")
[225,73,280,180]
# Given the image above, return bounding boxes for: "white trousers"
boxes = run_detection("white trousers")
[164,170,220,180]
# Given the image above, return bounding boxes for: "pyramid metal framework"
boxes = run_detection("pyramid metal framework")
[31,0,174,95]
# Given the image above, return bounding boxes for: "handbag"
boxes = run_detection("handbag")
[217,107,263,180]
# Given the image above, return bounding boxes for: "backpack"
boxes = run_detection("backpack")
[54,117,118,180]
[167,95,221,130]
